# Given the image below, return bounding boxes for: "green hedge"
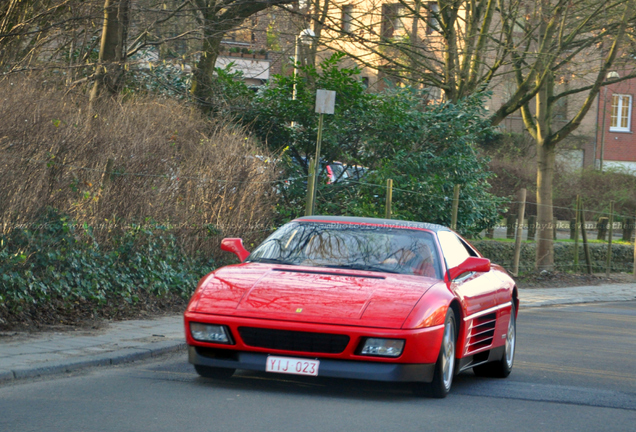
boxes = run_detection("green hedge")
[0,208,214,327]
[473,240,634,274]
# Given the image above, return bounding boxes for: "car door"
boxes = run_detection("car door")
[437,231,498,316]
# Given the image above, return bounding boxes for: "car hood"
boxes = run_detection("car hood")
[191,263,439,329]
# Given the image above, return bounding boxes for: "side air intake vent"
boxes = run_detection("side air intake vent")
[466,312,497,354]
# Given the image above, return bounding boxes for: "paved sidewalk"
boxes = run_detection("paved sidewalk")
[0,315,184,384]
[1,283,635,385]
[519,283,636,308]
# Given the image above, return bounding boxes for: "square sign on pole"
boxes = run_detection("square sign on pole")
[315,89,336,114]
[306,89,336,216]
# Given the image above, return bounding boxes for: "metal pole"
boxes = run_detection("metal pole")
[450,184,460,231]
[305,158,315,216]
[513,188,527,277]
[385,179,393,219]
[310,113,324,214]
[607,201,614,277]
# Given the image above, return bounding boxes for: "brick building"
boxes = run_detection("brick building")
[593,76,636,172]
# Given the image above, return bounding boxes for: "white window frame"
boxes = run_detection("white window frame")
[609,94,632,132]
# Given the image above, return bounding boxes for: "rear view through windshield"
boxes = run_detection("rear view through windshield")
[247,222,441,278]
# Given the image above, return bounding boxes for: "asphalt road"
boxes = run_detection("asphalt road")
[1,302,634,432]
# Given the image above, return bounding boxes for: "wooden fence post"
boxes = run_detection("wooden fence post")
[528,215,537,241]
[623,216,634,242]
[606,201,614,277]
[570,218,577,240]
[573,195,580,270]
[385,179,393,219]
[513,189,526,276]
[305,158,316,216]
[506,214,516,239]
[451,184,460,231]
[580,202,592,275]
[597,217,608,241]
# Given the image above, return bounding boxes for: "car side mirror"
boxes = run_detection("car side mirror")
[220,238,250,262]
[448,257,490,281]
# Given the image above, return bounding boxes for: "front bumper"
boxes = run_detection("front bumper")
[184,311,445,365]
[189,346,436,382]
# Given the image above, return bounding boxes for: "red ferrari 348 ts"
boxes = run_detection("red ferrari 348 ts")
[184,216,518,397]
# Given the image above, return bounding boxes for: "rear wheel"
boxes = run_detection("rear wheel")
[194,365,235,379]
[415,308,456,398]
[473,303,516,378]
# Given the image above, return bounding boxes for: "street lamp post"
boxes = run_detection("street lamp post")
[599,71,620,172]
[292,29,315,103]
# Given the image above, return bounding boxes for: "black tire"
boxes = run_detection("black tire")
[414,308,457,398]
[194,365,235,379]
[473,303,516,378]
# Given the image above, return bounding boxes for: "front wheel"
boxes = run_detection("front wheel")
[473,303,516,378]
[415,308,456,398]
[194,365,235,380]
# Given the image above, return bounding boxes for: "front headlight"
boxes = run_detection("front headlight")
[358,338,405,357]
[190,323,233,344]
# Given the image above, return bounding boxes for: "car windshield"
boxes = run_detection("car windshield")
[247,222,441,278]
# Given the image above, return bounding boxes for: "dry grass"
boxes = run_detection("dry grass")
[0,77,278,256]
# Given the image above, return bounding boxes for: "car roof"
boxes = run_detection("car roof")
[293,215,450,233]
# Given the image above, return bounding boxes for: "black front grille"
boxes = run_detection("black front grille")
[238,327,350,354]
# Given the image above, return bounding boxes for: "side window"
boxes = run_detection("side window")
[437,231,473,269]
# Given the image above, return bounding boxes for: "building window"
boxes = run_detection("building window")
[427,2,440,34]
[553,82,569,122]
[382,4,404,38]
[610,94,632,132]
[341,5,353,33]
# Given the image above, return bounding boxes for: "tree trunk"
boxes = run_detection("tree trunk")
[536,139,555,270]
[89,0,130,105]
[190,33,221,106]
[308,0,331,70]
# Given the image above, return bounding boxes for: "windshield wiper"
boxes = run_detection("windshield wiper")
[323,264,400,274]
[247,257,296,265]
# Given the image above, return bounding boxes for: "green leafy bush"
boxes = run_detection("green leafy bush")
[0,208,214,329]
[248,54,506,235]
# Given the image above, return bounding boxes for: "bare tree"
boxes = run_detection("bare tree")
[305,0,517,100]
[506,0,635,269]
[188,0,297,107]
[0,0,102,74]
[89,0,130,104]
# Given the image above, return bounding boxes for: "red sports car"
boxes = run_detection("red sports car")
[184,216,518,397]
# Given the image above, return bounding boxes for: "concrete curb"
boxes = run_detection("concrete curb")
[0,369,14,383]
[1,341,186,384]
[522,296,636,308]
